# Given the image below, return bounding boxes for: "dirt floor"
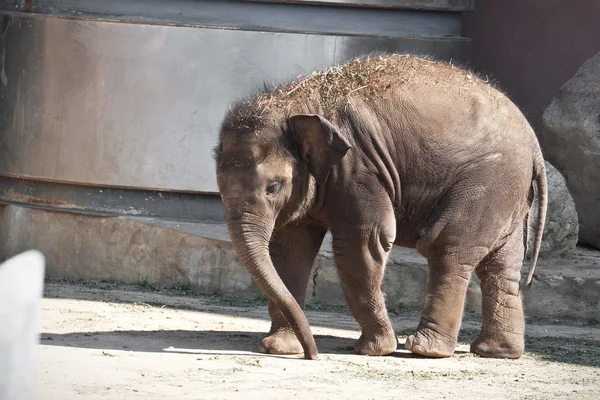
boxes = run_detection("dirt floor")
[36,280,600,400]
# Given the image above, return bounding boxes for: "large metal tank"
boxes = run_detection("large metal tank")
[0,0,473,222]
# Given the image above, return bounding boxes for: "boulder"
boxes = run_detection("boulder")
[542,51,600,249]
[528,161,579,258]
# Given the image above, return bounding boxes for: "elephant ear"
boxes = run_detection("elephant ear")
[289,114,352,184]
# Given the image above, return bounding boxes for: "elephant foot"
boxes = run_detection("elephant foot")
[470,334,524,359]
[354,329,398,356]
[259,328,303,355]
[404,326,457,358]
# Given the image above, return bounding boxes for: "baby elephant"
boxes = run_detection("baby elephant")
[214,54,547,360]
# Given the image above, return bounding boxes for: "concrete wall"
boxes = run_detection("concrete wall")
[2,205,599,320]
[462,0,600,141]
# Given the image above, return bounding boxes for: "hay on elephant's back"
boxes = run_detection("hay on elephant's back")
[226,54,482,134]
[255,54,479,112]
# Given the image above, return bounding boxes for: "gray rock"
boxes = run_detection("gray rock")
[542,51,600,249]
[528,161,579,258]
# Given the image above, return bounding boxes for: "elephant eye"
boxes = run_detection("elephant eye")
[266,181,282,196]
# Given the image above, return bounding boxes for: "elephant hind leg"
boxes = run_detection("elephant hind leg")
[404,250,480,358]
[471,225,525,359]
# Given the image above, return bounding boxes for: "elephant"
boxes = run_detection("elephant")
[213,54,547,360]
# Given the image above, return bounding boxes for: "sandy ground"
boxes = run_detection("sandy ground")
[36,281,600,400]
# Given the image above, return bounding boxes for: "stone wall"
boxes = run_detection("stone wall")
[1,205,598,321]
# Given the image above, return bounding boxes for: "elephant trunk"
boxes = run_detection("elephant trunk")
[226,209,318,360]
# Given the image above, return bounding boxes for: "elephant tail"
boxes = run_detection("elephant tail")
[525,151,548,287]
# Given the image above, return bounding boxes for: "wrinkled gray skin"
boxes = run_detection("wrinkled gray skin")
[214,55,547,360]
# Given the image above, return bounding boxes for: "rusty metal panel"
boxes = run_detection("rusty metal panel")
[1,0,475,13]
[0,16,469,194]
[0,0,470,217]
[246,0,474,11]
[0,175,226,221]
[0,1,463,37]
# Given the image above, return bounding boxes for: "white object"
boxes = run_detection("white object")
[0,250,45,400]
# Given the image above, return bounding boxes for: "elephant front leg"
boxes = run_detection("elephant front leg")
[259,223,326,355]
[331,223,398,356]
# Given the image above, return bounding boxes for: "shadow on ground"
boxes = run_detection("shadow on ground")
[523,336,600,368]
[42,280,600,368]
[38,329,423,360]
[39,327,600,367]
[403,328,600,368]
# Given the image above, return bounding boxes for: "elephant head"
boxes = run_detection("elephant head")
[214,104,351,359]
